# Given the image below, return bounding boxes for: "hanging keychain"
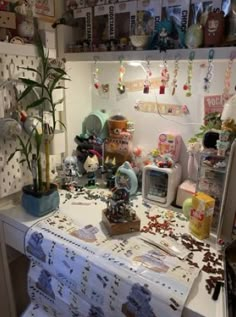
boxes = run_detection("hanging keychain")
[171,54,180,96]
[117,59,126,94]
[159,56,169,94]
[183,51,195,97]
[203,49,214,93]
[143,60,152,94]
[222,51,236,103]
[93,59,100,89]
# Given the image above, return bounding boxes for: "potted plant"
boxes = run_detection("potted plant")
[8,33,69,217]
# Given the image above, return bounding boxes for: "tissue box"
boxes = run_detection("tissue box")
[176,180,196,207]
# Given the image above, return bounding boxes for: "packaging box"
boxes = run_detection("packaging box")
[65,0,85,10]
[73,7,93,46]
[137,0,162,34]
[93,4,115,46]
[162,0,190,47]
[0,10,16,29]
[189,192,215,240]
[115,1,137,40]
[189,0,222,25]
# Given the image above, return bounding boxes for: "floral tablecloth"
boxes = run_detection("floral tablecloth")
[22,190,201,317]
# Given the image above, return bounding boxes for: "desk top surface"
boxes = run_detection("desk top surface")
[0,189,225,317]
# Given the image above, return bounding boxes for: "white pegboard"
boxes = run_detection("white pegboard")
[0,53,41,198]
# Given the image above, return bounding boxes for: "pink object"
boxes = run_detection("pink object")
[157,133,182,162]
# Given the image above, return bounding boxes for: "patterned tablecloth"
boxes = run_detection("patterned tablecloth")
[21,189,220,317]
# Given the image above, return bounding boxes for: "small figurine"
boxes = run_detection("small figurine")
[63,156,81,188]
[103,156,117,189]
[84,155,99,187]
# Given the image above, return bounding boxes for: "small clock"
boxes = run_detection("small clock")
[83,110,109,139]
[115,161,138,196]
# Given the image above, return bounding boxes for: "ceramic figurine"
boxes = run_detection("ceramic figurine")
[63,156,81,188]
[104,156,117,189]
[84,155,99,187]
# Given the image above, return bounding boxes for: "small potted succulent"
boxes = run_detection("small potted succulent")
[8,33,70,216]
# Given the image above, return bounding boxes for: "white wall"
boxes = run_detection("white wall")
[65,58,236,179]
[64,62,92,155]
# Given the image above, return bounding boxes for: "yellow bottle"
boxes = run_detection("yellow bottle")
[189,192,215,240]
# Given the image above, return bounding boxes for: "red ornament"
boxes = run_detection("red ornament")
[159,85,165,94]
[94,82,100,89]
[183,84,188,90]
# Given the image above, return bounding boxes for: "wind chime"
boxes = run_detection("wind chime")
[117,59,126,94]
[171,54,180,96]
[93,59,100,89]
[183,51,195,97]
[203,49,215,93]
[159,57,170,94]
[222,51,236,104]
[143,60,152,94]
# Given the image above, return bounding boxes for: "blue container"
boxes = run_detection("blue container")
[22,184,59,217]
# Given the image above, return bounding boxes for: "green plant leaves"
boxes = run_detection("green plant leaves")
[26,97,49,110]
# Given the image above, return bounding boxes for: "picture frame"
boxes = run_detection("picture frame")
[33,0,55,22]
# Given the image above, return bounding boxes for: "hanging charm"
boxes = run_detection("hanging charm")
[93,60,100,89]
[203,49,214,93]
[143,61,152,94]
[222,51,236,104]
[117,59,126,94]
[183,51,195,97]
[159,57,169,95]
[171,54,180,96]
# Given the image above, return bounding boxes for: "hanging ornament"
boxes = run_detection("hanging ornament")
[171,54,180,96]
[143,61,152,94]
[203,49,214,93]
[117,59,126,94]
[93,60,100,89]
[159,57,169,95]
[222,51,236,104]
[183,51,195,97]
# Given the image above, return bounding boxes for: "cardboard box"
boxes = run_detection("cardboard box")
[74,7,93,45]
[189,192,215,240]
[115,1,137,39]
[0,10,16,29]
[137,0,162,34]
[162,0,190,35]
[65,0,85,10]
[93,4,115,46]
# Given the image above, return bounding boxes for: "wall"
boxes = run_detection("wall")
[65,58,236,180]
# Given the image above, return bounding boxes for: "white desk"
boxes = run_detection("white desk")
[0,193,226,317]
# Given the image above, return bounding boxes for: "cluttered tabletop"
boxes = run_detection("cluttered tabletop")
[18,187,224,317]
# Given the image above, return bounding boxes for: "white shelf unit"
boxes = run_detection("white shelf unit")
[57,25,236,62]
[0,42,56,58]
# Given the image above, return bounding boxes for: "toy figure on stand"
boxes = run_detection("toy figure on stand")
[84,155,99,187]
[102,161,140,235]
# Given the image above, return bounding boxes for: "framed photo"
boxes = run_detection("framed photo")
[34,0,55,22]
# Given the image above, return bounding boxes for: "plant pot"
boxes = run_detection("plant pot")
[22,183,59,217]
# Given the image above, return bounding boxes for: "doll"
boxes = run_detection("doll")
[84,155,99,187]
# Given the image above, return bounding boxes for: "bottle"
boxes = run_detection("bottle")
[20,111,41,135]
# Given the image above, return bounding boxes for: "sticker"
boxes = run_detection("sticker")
[135,101,186,116]
[204,95,224,115]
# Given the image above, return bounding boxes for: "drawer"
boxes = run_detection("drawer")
[3,223,25,254]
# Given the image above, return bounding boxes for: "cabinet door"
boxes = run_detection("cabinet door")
[0,242,13,317]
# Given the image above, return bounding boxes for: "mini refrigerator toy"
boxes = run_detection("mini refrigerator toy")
[142,164,182,207]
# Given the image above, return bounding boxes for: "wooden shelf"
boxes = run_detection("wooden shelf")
[64,46,236,62]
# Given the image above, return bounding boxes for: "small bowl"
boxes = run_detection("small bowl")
[130,35,150,50]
